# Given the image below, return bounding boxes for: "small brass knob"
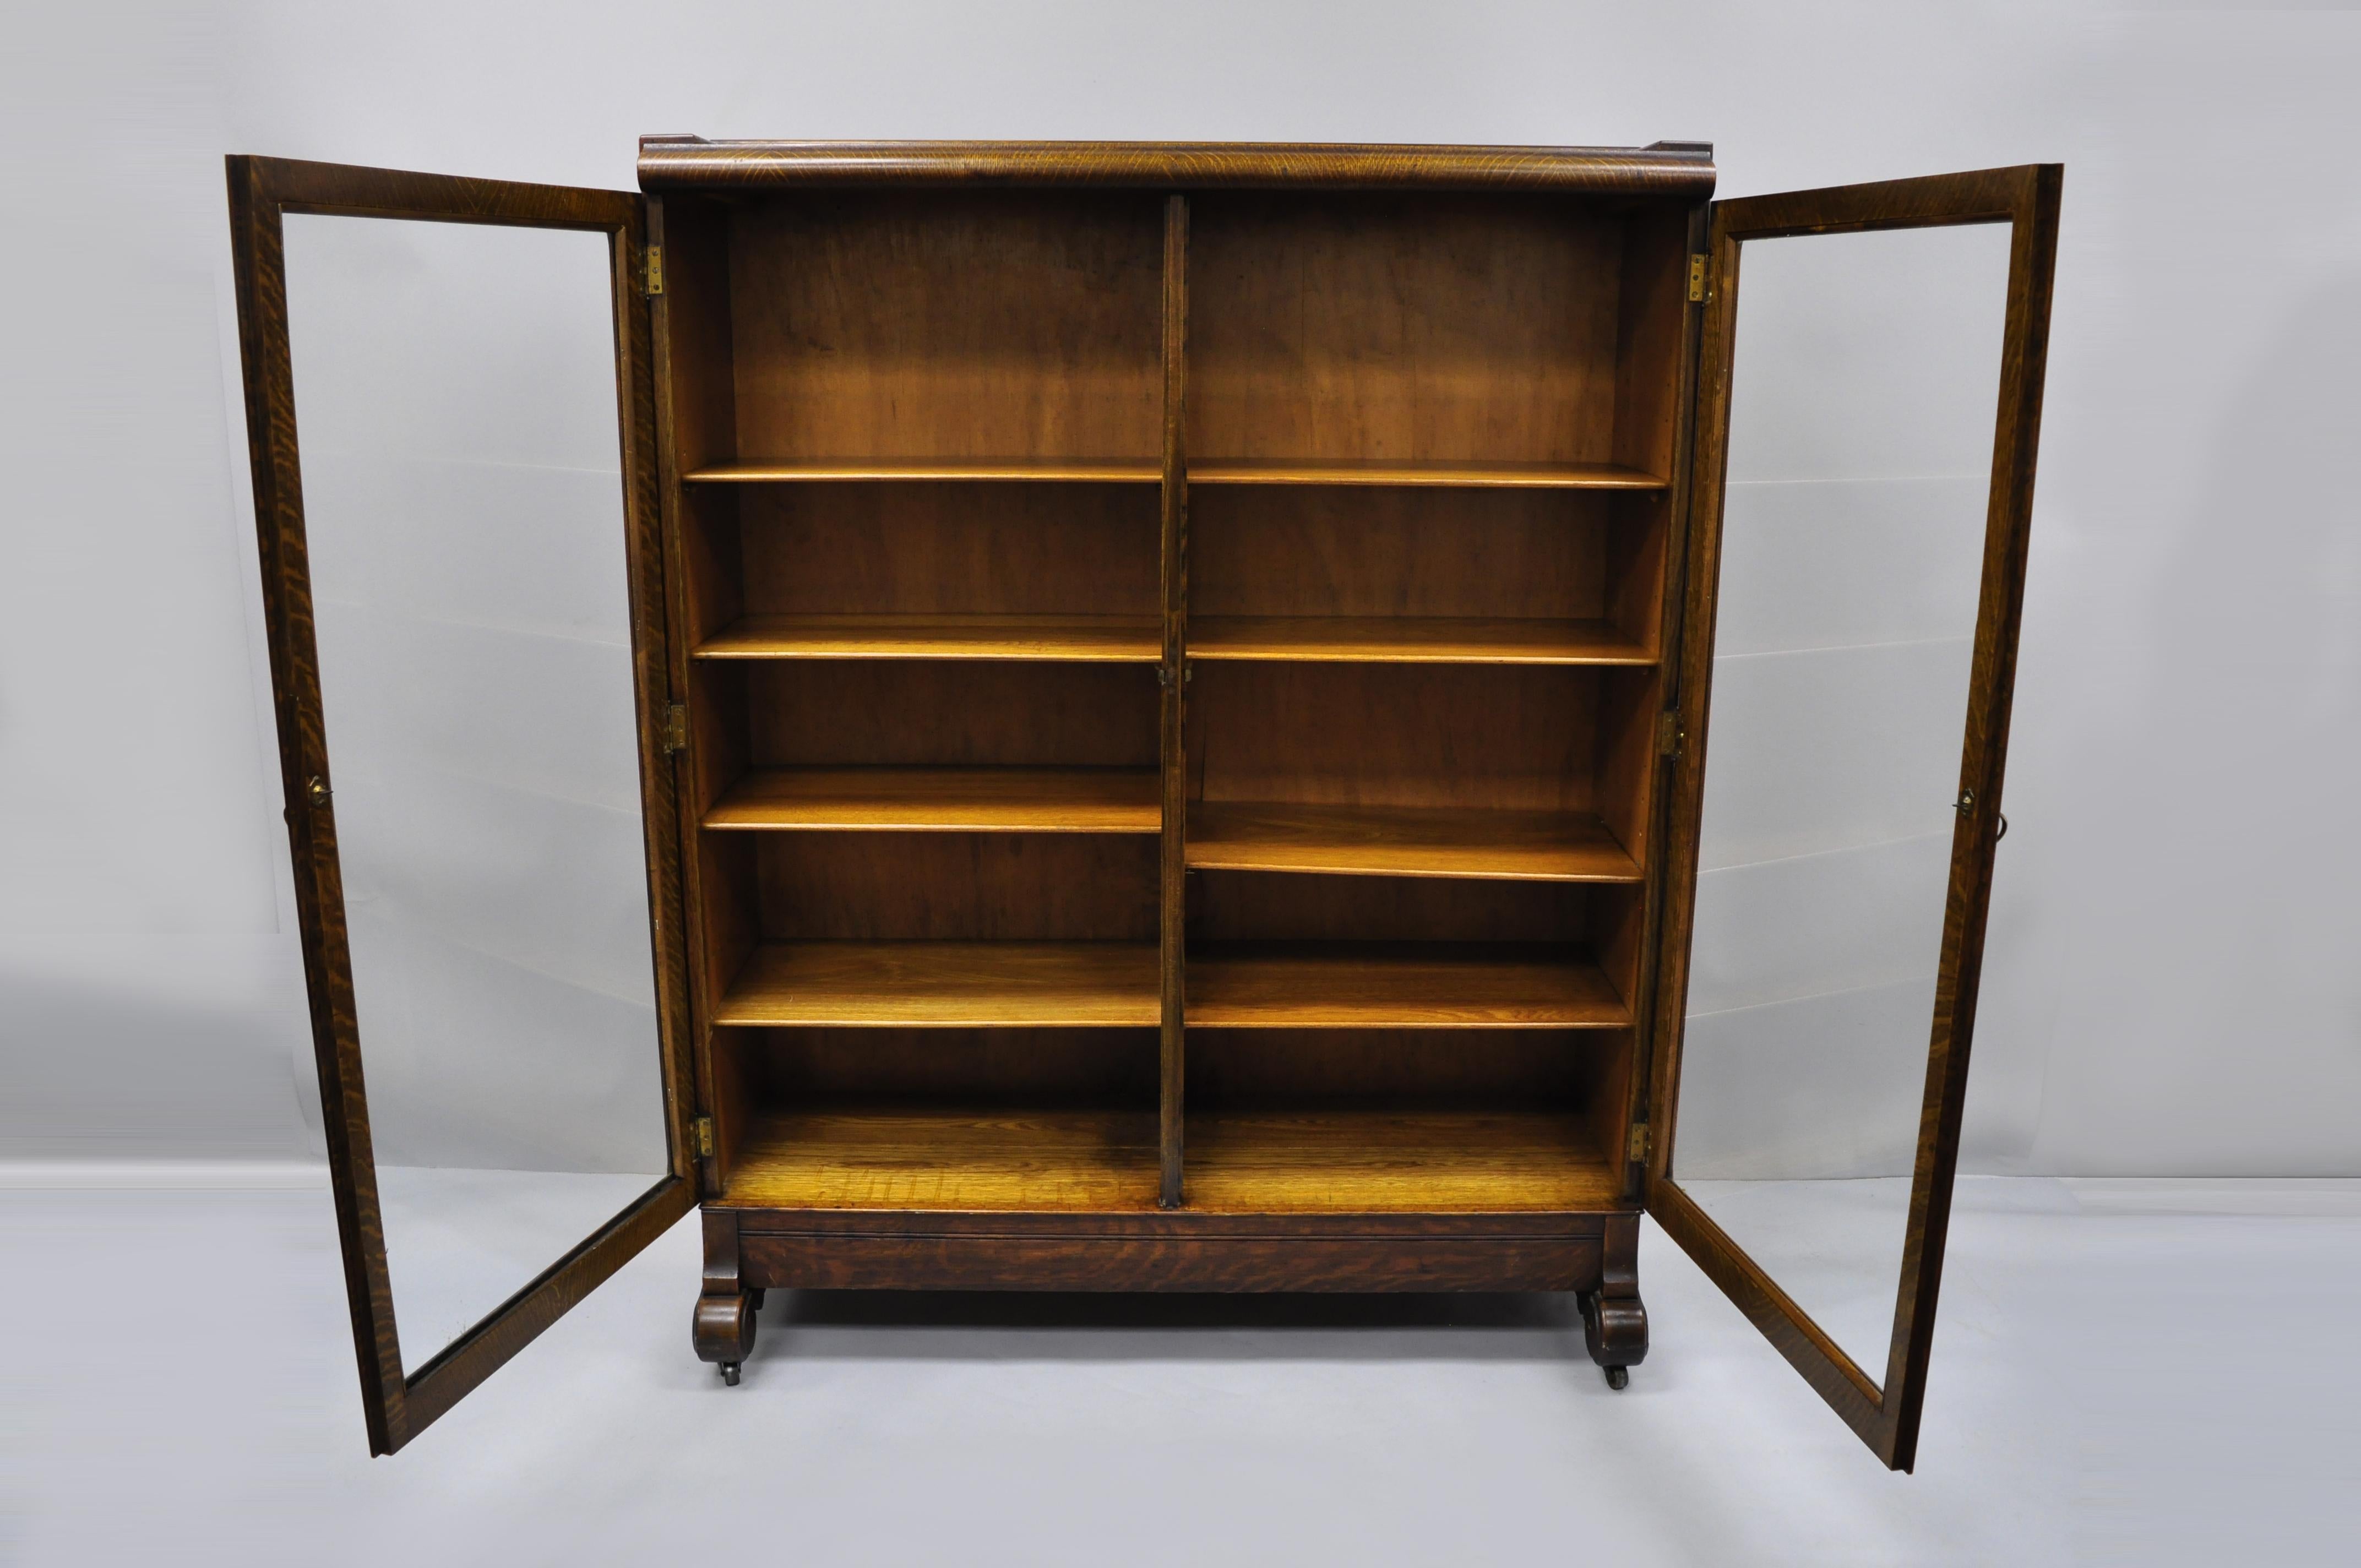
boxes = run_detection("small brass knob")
[307,776,331,808]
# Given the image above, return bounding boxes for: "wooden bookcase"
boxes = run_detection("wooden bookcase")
[653,166,1690,1359]
[226,143,2058,1467]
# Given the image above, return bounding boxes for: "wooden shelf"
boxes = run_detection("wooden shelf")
[1188,802,1641,882]
[707,767,1161,834]
[1188,459,1666,490]
[686,459,1162,483]
[694,613,1162,663]
[1188,616,1652,665]
[1183,1111,1618,1212]
[1187,945,1629,1029]
[717,941,1160,1027]
[720,1106,1161,1211]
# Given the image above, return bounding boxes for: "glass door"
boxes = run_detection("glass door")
[226,157,695,1454]
[1646,167,2061,1470]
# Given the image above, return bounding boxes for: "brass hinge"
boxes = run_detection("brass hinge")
[692,1116,715,1158]
[1656,711,1685,759]
[1687,254,1709,303]
[1628,1121,1651,1162]
[662,701,689,754]
[643,244,664,296]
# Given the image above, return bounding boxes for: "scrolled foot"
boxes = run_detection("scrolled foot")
[693,1289,757,1374]
[1581,1289,1649,1373]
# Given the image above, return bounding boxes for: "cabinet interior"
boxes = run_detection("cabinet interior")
[660,184,1690,1216]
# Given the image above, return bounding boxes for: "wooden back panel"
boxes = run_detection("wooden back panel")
[730,192,1165,461]
[1189,194,1626,466]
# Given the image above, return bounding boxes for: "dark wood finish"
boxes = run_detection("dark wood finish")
[1581,1210,1649,1376]
[233,141,2058,1462]
[1186,1027,1597,1109]
[733,478,1158,620]
[741,1231,1598,1292]
[751,834,1155,941]
[737,1026,1157,1103]
[747,665,1157,772]
[638,137,1718,196]
[1189,663,1608,811]
[225,155,696,1455]
[1644,165,2062,1470]
[727,191,1163,465]
[692,1208,757,1376]
[650,193,740,1195]
[1189,194,1629,472]
[1157,195,1192,1209]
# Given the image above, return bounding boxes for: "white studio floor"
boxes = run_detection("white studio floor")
[4,1174,2355,1567]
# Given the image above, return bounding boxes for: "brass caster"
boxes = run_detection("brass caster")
[721,1361,742,1387]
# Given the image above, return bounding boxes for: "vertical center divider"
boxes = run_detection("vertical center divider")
[1157,193,1190,1208]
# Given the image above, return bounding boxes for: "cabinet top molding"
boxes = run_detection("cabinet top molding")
[635,137,1717,195]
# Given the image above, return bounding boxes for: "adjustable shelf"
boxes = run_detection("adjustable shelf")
[1183,1111,1620,1212]
[693,613,1163,662]
[1187,802,1642,882]
[1188,459,1666,490]
[717,941,1161,1027]
[706,767,1161,834]
[1188,616,1654,666]
[687,459,1162,484]
[720,1106,1162,1211]
[1186,945,1631,1029]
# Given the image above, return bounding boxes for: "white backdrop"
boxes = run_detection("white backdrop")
[3,0,2358,1178]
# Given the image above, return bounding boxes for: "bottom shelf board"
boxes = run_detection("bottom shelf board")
[715,1107,1614,1214]
[1184,1112,1617,1212]
[723,1108,1162,1211]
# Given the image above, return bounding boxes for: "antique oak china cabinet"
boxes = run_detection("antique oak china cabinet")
[225,139,2058,1467]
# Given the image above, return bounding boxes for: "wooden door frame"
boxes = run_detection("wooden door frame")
[225,155,698,1455]
[1642,165,2062,1471]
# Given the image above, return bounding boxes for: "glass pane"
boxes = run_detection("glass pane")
[1671,221,2012,1379]
[282,215,668,1375]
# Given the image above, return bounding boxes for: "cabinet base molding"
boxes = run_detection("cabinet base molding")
[698,1205,1634,1299]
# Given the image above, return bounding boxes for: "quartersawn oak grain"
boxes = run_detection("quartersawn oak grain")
[1184,1110,1620,1212]
[1187,802,1644,881]
[1190,616,1654,666]
[1187,945,1630,1028]
[695,613,1162,662]
[716,941,1161,1027]
[705,767,1161,833]
[720,1107,1163,1211]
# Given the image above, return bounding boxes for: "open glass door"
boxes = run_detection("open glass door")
[1645,167,2060,1470]
[226,157,697,1454]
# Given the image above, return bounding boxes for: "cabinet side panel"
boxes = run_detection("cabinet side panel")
[1612,204,1691,481]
